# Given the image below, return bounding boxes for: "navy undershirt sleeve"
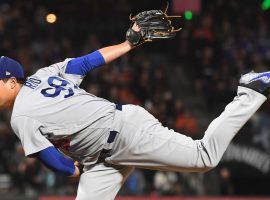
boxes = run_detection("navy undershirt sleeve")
[35,146,75,176]
[65,50,105,76]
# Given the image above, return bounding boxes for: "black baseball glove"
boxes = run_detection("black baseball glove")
[126,9,181,46]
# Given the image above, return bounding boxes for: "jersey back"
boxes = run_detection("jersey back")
[11,59,115,165]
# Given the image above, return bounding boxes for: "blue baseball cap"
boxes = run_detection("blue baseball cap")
[0,56,24,79]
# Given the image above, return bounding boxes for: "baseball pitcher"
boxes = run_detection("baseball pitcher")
[0,10,269,199]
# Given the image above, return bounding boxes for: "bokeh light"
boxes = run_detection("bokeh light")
[184,10,193,20]
[262,0,270,10]
[46,13,57,23]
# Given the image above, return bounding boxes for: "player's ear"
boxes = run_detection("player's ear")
[7,77,18,89]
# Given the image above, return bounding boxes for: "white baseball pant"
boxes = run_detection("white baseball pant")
[76,86,266,199]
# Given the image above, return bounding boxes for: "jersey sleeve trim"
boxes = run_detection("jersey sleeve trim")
[26,143,54,157]
[10,115,54,156]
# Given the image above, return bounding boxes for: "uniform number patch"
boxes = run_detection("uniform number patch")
[41,76,74,98]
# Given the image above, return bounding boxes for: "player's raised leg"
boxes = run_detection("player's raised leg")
[105,71,269,172]
[76,163,134,200]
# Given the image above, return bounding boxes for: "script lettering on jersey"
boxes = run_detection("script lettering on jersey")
[24,77,41,89]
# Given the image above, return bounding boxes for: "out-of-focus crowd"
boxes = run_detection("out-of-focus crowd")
[0,0,269,197]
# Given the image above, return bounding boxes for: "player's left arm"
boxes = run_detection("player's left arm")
[65,24,139,77]
[35,146,80,177]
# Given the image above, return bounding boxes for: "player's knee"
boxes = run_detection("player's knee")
[196,141,220,172]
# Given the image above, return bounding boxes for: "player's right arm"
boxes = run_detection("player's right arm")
[34,24,140,86]
[67,23,139,69]
[62,24,139,82]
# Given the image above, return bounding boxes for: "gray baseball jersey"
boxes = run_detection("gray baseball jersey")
[11,59,116,165]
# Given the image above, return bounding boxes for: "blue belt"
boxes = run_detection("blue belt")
[107,104,122,143]
[115,104,122,111]
[98,104,122,162]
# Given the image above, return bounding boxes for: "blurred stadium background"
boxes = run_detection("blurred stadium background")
[0,0,270,199]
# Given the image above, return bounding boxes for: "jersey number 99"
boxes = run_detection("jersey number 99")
[41,76,74,98]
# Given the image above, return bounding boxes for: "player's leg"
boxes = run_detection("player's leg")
[76,163,134,200]
[106,71,269,172]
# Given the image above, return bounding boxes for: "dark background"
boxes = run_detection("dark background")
[0,0,270,198]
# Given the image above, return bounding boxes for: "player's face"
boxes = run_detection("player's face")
[0,79,16,109]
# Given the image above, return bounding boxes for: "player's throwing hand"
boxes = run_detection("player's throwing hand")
[70,161,82,178]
